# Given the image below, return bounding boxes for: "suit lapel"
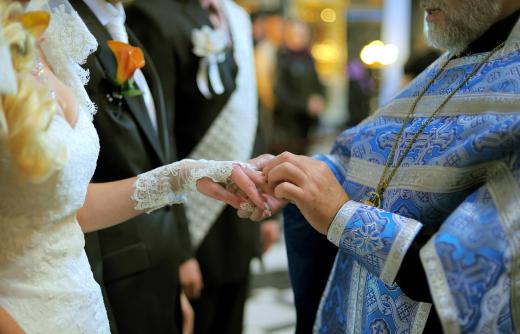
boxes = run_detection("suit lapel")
[128,27,171,163]
[71,0,166,164]
[183,0,212,28]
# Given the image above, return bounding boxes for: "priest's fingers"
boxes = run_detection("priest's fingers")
[273,182,304,205]
[248,154,275,170]
[266,161,307,193]
[231,166,266,209]
[263,152,308,178]
[196,178,242,209]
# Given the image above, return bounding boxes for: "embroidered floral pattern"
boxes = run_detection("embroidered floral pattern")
[346,222,384,256]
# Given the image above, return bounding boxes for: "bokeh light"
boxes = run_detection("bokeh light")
[360,40,399,67]
[320,8,337,23]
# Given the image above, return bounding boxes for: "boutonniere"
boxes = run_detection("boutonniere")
[192,25,228,99]
[107,40,145,99]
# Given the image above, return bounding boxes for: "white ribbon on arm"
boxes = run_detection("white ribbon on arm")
[192,25,228,99]
[0,25,17,95]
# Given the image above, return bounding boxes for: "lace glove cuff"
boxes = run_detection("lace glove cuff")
[132,159,248,213]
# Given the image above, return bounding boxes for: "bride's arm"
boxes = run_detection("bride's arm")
[77,160,265,233]
[0,307,25,334]
[77,178,137,233]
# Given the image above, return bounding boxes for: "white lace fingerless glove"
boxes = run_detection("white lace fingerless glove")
[132,159,247,213]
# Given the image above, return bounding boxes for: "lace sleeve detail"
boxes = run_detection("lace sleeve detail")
[31,0,98,119]
[132,159,246,213]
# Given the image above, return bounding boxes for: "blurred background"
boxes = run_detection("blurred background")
[237,1,440,333]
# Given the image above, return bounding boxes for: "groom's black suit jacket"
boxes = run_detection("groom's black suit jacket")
[126,0,262,290]
[72,1,187,333]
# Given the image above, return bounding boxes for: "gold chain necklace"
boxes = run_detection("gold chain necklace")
[363,42,506,208]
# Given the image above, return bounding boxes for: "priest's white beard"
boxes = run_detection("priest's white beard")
[422,0,502,55]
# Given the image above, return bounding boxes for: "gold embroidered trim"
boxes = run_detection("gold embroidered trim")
[411,302,432,334]
[376,94,520,118]
[487,163,520,332]
[420,239,461,334]
[347,158,496,193]
[327,201,362,247]
[380,216,422,285]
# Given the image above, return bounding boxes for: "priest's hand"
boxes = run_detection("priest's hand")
[262,152,349,235]
[234,154,288,221]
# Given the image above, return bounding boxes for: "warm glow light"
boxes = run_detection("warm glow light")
[311,41,340,63]
[360,40,399,67]
[380,44,399,65]
[320,8,337,23]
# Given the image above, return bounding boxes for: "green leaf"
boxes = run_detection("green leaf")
[121,89,144,97]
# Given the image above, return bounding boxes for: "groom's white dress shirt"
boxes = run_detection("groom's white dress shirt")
[83,0,158,131]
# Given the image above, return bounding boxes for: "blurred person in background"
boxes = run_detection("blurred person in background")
[126,0,271,333]
[251,11,266,46]
[271,19,325,155]
[255,11,284,151]
[345,59,374,128]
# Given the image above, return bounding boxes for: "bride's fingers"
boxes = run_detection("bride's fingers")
[237,202,254,219]
[237,208,252,219]
[250,207,265,222]
[231,166,265,209]
[241,167,270,194]
[263,194,287,215]
[196,178,243,208]
[237,201,268,221]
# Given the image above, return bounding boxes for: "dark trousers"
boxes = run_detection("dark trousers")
[192,280,249,334]
[283,204,338,334]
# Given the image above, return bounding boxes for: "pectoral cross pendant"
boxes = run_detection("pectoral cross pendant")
[363,191,381,208]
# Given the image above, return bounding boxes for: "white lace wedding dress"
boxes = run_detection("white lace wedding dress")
[0,1,110,333]
[0,112,110,334]
[0,1,245,332]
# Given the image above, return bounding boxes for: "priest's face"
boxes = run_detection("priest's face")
[421,0,502,54]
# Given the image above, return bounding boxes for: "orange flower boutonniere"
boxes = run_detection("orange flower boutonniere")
[107,40,145,97]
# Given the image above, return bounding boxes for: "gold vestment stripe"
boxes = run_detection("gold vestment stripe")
[347,158,497,193]
[376,95,520,118]
[487,163,520,332]
[420,239,461,334]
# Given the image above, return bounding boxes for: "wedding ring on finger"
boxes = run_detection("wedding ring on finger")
[263,202,272,217]
[239,202,255,213]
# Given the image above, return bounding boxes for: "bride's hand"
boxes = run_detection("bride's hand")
[226,154,288,221]
[133,159,267,213]
[196,164,267,210]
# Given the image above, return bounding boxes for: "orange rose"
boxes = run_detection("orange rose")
[18,11,51,38]
[107,40,145,85]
